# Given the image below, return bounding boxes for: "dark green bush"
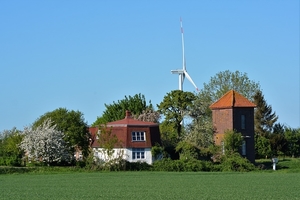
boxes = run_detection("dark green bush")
[153,158,216,172]
[220,153,256,172]
[0,156,22,167]
[124,161,152,171]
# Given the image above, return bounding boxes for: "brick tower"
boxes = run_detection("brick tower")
[209,90,256,162]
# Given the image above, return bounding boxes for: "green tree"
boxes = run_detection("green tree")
[184,117,214,148]
[255,135,272,159]
[159,121,179,159]
[33,108,90,159]
[175,141,200,160]
[223,130,243,154]
[157,90,196,159]
[0,128,24,166]
[93,93,153,125]
[284,127,300,157]
[253,90,278,136]
[157,90,196,139]
[273,123,285,134]
[269,133,287,157]
[202,70,260,102]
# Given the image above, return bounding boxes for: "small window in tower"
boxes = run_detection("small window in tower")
[241,115,246,129]
[242,140,246,156]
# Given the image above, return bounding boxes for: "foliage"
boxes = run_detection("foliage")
[152,158,213,172]
[95,124,125,170]
[219,152,256,172]
[159,121,178,147]
[151,144,163,160]
[124,161,152,171]
[184,117,214,148]
[97,125,122,157]
[284,127,300,157]
[273,123,285,135]
[255,134,272,159]
[269,133,287,157]
[33,108,90,158]
[157,90,196,139]
[175,141,200,160]
[255,126,300,158]
[202,70,260,103]
[253,90,278,136]
[223,130,243,154]
[0,128,24,166]
[93,93,153,125]
[20,119,72,165]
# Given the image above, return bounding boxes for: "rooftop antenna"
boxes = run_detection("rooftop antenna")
[171,17,198,91]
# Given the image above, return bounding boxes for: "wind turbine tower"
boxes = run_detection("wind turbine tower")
[171,18,198,91]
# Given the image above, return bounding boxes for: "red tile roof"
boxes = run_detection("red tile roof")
[107,110,158,127]
[209,90,256,109]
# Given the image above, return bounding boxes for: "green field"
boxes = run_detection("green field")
[1,171,300,200]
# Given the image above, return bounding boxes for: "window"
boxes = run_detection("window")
[242,140,246,156]
[132,131,146,141]
[132,148,145,160]
[241,115,246,129]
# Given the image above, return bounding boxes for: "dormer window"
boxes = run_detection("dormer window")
[132,131,146,141]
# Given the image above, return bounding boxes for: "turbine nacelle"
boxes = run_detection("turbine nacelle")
[171,69,184,74]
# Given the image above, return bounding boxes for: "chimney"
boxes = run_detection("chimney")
[125,110,132,119]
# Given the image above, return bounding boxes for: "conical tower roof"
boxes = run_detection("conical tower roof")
[209,90,256,109]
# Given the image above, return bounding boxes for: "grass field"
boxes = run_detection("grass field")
[1,171,300,200]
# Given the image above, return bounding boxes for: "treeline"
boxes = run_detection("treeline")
[0,70,299,170]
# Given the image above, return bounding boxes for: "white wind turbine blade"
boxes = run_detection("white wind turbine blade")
[184,70,199,91]
[180,17,186,71]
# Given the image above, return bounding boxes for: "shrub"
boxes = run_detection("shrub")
[220,153,256,172]
[124,161,152,171]
[151,145,163,160]
[152,158,215,172]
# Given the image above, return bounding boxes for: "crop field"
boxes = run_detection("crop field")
[1,171,300,200]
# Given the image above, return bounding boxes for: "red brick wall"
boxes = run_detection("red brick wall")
[212,108,233,145]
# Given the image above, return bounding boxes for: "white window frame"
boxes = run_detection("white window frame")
[132,148,145,160]
[131,131,146,141]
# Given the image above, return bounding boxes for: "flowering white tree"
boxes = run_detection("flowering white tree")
[20,119,72,165]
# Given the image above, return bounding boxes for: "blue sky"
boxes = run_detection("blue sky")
[1,1,299,131]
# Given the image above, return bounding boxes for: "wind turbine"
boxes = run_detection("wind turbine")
[171,17,198,91]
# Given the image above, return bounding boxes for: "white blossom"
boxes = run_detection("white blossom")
[20,119,72,165]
